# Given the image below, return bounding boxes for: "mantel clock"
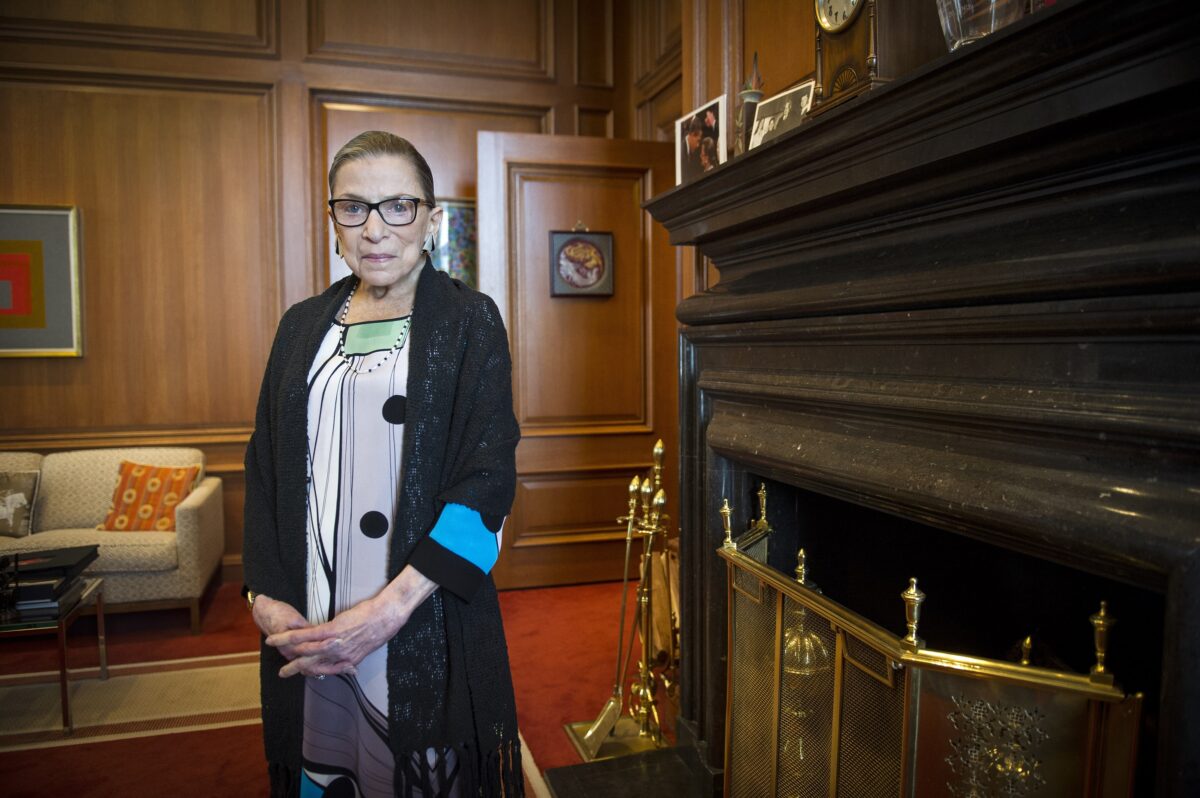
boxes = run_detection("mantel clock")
[813,0,945,113]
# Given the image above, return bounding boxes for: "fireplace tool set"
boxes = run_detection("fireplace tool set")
[566,439,679,761]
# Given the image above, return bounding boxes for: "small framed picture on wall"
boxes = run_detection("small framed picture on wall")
[675,95,728,185]
[549,230,614,297]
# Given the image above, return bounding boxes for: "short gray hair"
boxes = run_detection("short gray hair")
[327,130,435,203]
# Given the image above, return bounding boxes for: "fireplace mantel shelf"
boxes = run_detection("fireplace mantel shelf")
[647,0,1200,794]
[648,0,1199,261]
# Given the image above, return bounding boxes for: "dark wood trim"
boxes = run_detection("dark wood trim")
[0,0,278,58]
[721,0,740,134]
[0,66,274,94]
[307,0,553,81]
[576,105,615,137]
[0,426,253,452]
[574,0,614,88]
[634,38,681,98]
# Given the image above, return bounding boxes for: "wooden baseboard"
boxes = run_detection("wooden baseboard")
[221,554,243,585]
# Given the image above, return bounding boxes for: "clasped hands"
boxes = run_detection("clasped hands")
[253,565,437,679]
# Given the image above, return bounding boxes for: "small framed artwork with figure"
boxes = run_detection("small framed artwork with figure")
[432,198,478,289]
[749,79,816,150]
[675,95,727,185]
[549,230,614,297]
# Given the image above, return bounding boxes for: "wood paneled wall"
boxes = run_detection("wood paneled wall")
[682,0,815,120]
[623,0,682,141]
[677,0,817,299]
[0,0,678,582]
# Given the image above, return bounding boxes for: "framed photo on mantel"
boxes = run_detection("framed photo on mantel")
[675,95,728,185]
[749,79,816,150]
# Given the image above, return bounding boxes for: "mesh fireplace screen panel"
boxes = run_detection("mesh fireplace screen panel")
[844,630,890,679]
[729,576,777,798]
[776,597,836,797]
[837,632,906,797]
[723,553,1136,797]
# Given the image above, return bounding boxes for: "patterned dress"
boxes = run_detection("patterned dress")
[299,311,504,798]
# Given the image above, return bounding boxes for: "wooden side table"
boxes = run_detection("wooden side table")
[0,577,108,732]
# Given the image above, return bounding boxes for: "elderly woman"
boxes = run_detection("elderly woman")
[243,130,522,797]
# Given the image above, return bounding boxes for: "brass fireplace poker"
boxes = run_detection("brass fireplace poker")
[566,475,640,759]
[566,439,673,761]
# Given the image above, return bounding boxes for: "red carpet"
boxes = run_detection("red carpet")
[0,578,667,795]
[0,722,269,797]
[499,580,648,772]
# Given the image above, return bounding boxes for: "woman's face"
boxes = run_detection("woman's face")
[330,154,441,294]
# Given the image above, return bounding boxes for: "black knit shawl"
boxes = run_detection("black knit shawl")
[243,260,523,796]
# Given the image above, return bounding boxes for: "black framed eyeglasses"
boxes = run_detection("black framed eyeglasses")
[328,196,431,227]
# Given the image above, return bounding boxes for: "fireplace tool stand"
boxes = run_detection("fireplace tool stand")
[566,439,672,761]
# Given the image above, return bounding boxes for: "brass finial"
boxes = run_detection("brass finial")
[901,578,926,648]
[720,499,735,550]
[649,489,666,530]
[652,439,664,493]
[1090,601,1116,677]
[757,483,768,525]
[1020,635,1033,666]
[618,475,640,524]
[640,477,653,520]
[793,547,819,592]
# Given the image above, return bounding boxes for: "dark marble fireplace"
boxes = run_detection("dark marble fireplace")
[645,0,1199,794]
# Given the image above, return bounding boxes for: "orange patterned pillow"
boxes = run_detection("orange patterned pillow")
[99,460,200,532]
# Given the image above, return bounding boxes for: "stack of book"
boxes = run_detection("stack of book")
[13,545,99,622]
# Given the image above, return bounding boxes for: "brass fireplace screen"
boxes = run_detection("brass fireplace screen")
[719,497,1142,797]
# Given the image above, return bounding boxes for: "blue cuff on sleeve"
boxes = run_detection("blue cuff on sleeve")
[428,503,501,574]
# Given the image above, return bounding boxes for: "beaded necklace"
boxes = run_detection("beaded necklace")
[336,281,412,375]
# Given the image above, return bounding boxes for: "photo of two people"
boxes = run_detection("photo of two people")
[675,96,727,185]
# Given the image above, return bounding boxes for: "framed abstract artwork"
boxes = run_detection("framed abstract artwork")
[432,198,477,289]
[549,230,614,297]
[0,206,82,357]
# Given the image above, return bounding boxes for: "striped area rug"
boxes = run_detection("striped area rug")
[0,652,261,751]
[0,654,551,796]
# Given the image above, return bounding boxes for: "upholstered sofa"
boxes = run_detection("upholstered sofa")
[0,447,223,632]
